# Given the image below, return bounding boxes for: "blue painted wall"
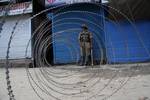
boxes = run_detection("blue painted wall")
[105,20,150,63]
[50,3,105,64]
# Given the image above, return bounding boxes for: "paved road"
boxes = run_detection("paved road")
[0,65,150,100]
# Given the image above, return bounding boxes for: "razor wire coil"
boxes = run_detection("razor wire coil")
[0,1,150,100]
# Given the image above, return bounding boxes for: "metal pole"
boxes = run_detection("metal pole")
[91,46,94,66]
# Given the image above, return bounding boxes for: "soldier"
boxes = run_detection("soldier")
[78,24,93,66]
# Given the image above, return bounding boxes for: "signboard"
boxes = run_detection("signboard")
[0,2,32,16]
[45,0,100,7]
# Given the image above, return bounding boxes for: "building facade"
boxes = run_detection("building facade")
[0,1,32,60]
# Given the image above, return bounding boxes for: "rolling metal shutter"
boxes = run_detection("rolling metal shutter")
[48,3,105,64]
[105,20,150,63]
[0,14,31,59]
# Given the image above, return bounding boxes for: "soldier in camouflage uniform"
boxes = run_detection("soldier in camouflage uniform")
[78,24,93,66]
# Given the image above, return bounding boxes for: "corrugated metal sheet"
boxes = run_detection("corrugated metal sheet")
[0,14,31,59]
[49,3,105,64]
[105,20,150,63]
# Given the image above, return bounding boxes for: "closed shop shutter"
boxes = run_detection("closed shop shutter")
[105,20,150,63]
[48,3,105,64]
[0,14,31,59]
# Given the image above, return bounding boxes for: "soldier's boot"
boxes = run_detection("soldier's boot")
[79,56,85,66]
[88,55,92,65]
[85,55,91,66]
[85,55,89,66]
[78,57,81,65]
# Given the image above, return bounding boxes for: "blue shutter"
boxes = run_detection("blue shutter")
[49,3,105,64]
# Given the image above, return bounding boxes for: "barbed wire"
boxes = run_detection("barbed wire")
[0,0,31,100]
[0,1,150,100]
[25,2,146,100]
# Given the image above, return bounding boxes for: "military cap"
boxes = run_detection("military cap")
[81,24,88,29]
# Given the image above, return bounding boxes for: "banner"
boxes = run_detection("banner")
[0,2,32,16]
[45,0,101,7]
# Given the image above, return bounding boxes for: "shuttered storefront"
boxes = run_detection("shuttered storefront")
[0,14,31,59]
[48,3,105,64]
[105,20,150,63]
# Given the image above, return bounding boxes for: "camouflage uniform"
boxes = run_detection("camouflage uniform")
[78,25,92,66]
